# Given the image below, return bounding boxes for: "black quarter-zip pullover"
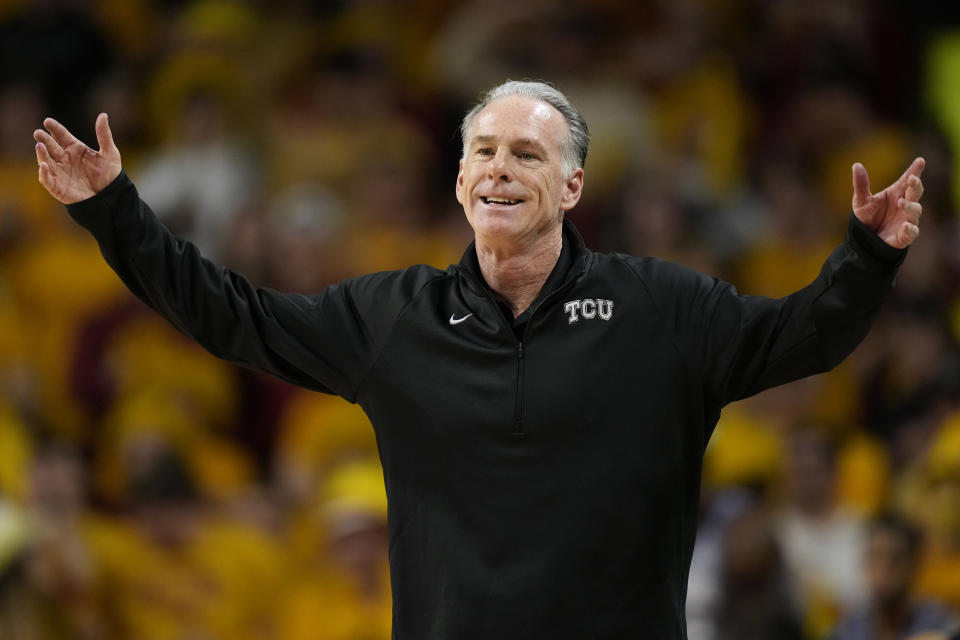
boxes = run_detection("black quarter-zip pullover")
[67,171,906,639]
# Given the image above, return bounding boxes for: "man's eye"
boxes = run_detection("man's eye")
[476,148,494,156]
[518,152,537,161]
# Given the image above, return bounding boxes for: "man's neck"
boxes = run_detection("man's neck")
[475,224,563,318]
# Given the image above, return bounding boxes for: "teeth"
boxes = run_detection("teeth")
[485,197,519,204]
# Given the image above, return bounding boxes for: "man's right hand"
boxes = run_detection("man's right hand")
[34,113,122,204]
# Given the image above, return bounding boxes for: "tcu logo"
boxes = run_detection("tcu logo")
[564,299,614,324]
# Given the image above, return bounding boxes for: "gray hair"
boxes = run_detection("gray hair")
[460,80,590,177]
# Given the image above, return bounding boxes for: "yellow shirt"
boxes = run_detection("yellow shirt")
[87,515,286,640]
[278,561,392,640]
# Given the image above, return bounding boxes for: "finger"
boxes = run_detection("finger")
[898,221,920,247]
[38,161,55,193]
[35,141,54,167]
[905,174,924,202]
[896,156,926,185]
[899,197,922,224]
[94,112,115,154]
[852,162,871,208]
[43,117,81,150]
[33,129,65,160]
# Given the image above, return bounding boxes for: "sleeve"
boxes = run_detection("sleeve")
[66,170,424,400]
[629,213,906,406]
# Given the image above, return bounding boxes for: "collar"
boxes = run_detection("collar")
[456,218,592,294]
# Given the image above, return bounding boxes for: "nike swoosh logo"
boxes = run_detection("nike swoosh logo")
[449,313,473,325]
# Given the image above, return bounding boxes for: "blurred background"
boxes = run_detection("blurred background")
[1,0,960,638]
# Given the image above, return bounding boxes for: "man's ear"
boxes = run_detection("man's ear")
[455,158,465,205]
[560,168,584,211]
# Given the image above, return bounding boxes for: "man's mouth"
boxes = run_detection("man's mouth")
[481,196,523,206]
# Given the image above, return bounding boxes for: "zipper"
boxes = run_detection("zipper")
[512,341,525,435]
[457,263,587,438]
[510,279,582,437]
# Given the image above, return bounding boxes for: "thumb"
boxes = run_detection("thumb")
[852,162,872,208]
[94,113,115,154]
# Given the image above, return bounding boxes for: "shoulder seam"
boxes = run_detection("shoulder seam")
[347,269,451,402]
[614,254,711,403]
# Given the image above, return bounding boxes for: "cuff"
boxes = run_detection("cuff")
[846,211,908,269]
[65,169,132,224]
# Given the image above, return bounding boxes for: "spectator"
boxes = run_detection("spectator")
[717,504,804,640]
[775,424,868,637]
[831,514,957,640]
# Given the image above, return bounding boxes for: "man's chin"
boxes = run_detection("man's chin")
[467,213,521,240]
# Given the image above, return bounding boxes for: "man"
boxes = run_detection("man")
[35,81,924,639]
[832,514,958,640]
[776,425,867,633]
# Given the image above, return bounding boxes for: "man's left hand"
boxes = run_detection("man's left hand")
[852,157,925,249]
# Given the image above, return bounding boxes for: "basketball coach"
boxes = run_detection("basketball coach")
[34,80,925,639]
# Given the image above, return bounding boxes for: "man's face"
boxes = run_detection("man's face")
[866,528,915,607]
[456,95,583,245]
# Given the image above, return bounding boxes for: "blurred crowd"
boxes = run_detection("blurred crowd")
[1,0,959,638]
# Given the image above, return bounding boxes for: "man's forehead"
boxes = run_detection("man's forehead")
[469,96,565,145]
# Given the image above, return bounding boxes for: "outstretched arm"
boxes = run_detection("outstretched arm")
[34,113,122,204]
[31,115,420,401]
[635,158,926,412]
[709,157,926,401]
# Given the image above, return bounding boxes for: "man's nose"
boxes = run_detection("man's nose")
[488,148,513,182]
